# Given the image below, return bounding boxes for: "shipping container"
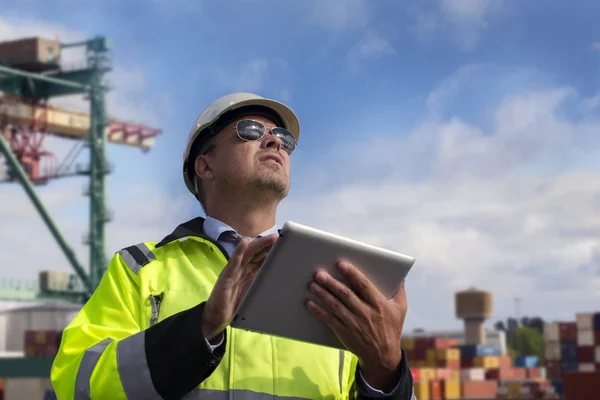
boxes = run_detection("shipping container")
[473,355,500,369]
[558,323,577,342]
[460,368,485,381]
[578,363,595,372]
[544,360,562,378]
[441,380,460,400]
[461,380,497,399]
[596,346,600,363]
[458,344,501,357]
[485,367,514,380]
[414,381,430,400]
[544,322,560,342]
[560,341,577,362]
[429,380,441,400]
[515,355,539,367]
[545,342,561,360]
[561,360,578,373]
[577,346,595,363]
[576,312,595,330]
[550,378,564,396]
[595,330,600,345]
[577,329,595,346]
[594,313,600,330]
[526,367,543,379]
[563,371,599,400]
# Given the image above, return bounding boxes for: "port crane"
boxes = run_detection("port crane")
[0,36,162,303]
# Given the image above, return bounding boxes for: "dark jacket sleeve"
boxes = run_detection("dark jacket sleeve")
[145,301,226,400]
[356,349,415,400]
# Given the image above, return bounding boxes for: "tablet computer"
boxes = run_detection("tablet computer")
[230,221,415,350]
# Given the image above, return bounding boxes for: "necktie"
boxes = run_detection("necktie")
[218,230,243,246]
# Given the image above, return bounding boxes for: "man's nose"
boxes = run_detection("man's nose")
[262,129,282,151]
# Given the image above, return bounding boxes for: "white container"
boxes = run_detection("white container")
[578,363,595,372]
[461,368,485,381]
[578,329,594,346]
[596,346,600,363]
[544,322,559,342]
[576,313,594,330]
[545,342,561,360]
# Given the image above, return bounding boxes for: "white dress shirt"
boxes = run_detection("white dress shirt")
[200,216,400,397]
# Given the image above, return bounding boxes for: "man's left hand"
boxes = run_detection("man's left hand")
[306,261,408,392]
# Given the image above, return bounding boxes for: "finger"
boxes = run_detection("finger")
[306,299,346,333]
[313,270,363,314]
[309,282,355,325]
[243,234,277,262]
[226,237,250,269]
[336,261,382,306]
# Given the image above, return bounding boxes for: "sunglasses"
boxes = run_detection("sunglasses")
[234,119,297,154]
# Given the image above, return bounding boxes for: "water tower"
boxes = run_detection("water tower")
[455,287,493,345]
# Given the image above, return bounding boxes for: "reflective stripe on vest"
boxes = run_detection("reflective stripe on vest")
[116,331,163,399]
[181,389,310,399]
[118,243,156,274]
[74,338,112,400]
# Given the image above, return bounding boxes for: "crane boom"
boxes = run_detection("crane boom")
[0,93,161,150]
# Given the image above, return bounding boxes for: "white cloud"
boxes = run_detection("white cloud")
[278,72,600,329]
[311,0,368,31]
[411,0,503,51]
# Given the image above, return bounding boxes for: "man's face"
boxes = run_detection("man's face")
[208,114,292,198]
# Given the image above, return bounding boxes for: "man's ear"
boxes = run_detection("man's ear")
[195,155,214,182]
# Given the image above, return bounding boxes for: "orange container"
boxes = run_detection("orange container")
[410,367,421,381]
[429,380,442,400]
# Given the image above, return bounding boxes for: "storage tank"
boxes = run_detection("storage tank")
[0,303,81,353]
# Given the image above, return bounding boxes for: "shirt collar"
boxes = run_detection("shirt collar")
[203,215,278,241]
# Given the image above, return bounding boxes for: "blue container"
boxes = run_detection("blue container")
[594,312,600,330]
[515,356,539,367]
[561,360,578,373]
[459,344,502,357]
[551,379,564,395]
[560,341,577,362]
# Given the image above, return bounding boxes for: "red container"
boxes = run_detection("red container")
[498,356,512,369]
[486,368,514,380]
[437,359,460,369]
[415,337,436,349]
[461,356,475,368]
[577,346,595,363]
[410,368,421,381]
[526,367,542,379]
[414,347,428,361]
[559,322,577,341]
[462,380,498,399]
[595,330,600,345]
[563,371,600,400]
[512,367,527,379]
[545,360,562,378]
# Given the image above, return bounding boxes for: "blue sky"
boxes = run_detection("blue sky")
[1,0,600,330]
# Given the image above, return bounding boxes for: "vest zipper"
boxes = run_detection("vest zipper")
[149,293,164,326]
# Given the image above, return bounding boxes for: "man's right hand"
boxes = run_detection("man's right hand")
[202,234,278,340]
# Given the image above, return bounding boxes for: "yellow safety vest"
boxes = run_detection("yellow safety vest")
[51,218,363,399]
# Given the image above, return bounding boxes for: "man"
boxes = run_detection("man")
[51,92,415,400]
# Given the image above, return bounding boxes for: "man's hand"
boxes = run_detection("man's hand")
[202,234,278,340]
[306,261,408,392]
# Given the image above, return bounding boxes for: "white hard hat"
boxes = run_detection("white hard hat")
[182,92,300,195]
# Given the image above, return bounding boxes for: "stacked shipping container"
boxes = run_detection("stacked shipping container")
[543,311,600,399]
[406,337,557,399]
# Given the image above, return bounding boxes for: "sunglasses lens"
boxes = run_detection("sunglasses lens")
[271,128,296,153]
[237,120,265,140]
